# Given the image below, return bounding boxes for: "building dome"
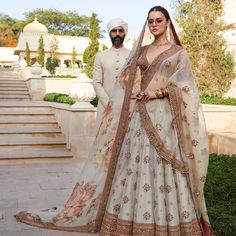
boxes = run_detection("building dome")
[23,17,48,34]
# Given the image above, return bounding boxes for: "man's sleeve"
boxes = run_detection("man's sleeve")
[93,52,109,107]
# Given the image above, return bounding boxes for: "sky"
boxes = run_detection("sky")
[0,0,174,37]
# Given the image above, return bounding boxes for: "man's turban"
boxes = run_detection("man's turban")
[107,18,128,35]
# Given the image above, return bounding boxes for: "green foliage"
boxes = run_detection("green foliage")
[46,57,59,75]
[0,14,18,46]
[200,95,236,105]
[205,154,236,235]
[90,96,98,107]
[24,8,91,36]
[43,92,97,107]
[84,12,100,78]
[175,0,235,97]
[37,35,45,67]
[42,75,77,78]
[25,41,31,66]
[43,93,75,105]
[71,45,77,68]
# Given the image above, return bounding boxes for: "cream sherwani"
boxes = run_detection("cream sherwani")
[93,46,130,130]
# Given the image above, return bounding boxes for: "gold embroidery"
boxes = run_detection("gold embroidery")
[138,101,189,174]
[100,211,202,236]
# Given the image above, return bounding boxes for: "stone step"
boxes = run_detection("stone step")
[0,132,64,139]
[0,80,26,83]
[0,90,29,95]
[0,87,28,91]
[0,136,67,146]
[0,97,31,101]
[0,123,59,128]
[0,127,61,134]
[0,143,67,150]
[0,117,57,124]
[0,149,73,159]
[0,84,28,88]
[0,94,30,98]
[0,109,53,115]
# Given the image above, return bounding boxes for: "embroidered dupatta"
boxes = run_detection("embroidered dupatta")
[15,24,212,236]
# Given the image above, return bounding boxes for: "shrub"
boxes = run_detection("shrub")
[200,95,236,105]
[43,93,75,105]
[90,96,98,107]
[46,57,59,75]
[205,154,236,235]
[43,93,97,107]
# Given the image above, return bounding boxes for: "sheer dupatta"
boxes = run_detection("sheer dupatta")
[15,20,212,235]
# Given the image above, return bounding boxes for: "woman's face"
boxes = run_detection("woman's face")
[147,11,170,37]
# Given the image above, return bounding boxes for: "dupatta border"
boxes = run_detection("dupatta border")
[137,101,189,174]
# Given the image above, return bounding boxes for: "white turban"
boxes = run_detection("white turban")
[107,18,128,35]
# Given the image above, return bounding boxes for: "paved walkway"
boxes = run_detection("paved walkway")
[0,159,99,236]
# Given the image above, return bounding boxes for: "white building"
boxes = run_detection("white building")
[14,18,134,68]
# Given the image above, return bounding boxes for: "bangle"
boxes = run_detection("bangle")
[155,89,164,98]
[162,88,169,97]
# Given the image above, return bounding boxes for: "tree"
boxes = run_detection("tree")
[84,12,100,78]
[24,9,91,36]
[37,35,45,66]
[25,41,31,66]
[175,0,235,97]
[46,36,59,74]
[71,45,77,68]
[0,14,19,46]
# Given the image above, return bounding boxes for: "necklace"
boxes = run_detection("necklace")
[152,41,170,47]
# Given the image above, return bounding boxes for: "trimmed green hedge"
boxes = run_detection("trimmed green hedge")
[43,93,75,105]
[205,154,236,235]
[43,93,98,107]
[42,75,78,78]
[200,95,236,105]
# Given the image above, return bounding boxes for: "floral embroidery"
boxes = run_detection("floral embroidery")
[187,153,195,160]
[160,185,172,193]
[121,178,126,186]
[182,86,190,93]
[167,213,174,222]
[192,139,199,147]
[113,204,121,213]
[164,60,171,68]
[127,168,133,176]
[143,184,151,192]
[143,155,150,164]
[200,176,206,182]
[123,196,129,204]
[183,101,188,108]
[135,155,140,163]
[155,123,162,131]
[135,129,141,137]
[125,152,131,161]
[126,138,131,145]
[143,212,151,220]
[181,210,190,219]
[53,182,97,223]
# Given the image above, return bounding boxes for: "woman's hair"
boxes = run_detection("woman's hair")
[148,6,170,20]
[147,6,182,46]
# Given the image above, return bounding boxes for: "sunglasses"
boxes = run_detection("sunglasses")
[110,28,125,33]
[147,18,164,25]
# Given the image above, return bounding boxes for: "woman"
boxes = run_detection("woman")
[15,6,212,236]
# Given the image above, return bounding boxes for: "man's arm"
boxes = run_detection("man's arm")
[93,52,109,107]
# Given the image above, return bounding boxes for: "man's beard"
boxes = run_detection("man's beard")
[110,35,125,47]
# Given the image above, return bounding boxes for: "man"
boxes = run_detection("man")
[93,18,130,130]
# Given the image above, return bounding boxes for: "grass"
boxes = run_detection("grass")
[205,154,236,235]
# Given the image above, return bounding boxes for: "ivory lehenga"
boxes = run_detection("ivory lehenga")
[15,31,212,236]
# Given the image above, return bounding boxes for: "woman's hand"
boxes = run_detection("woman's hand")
[136,91,156,103]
